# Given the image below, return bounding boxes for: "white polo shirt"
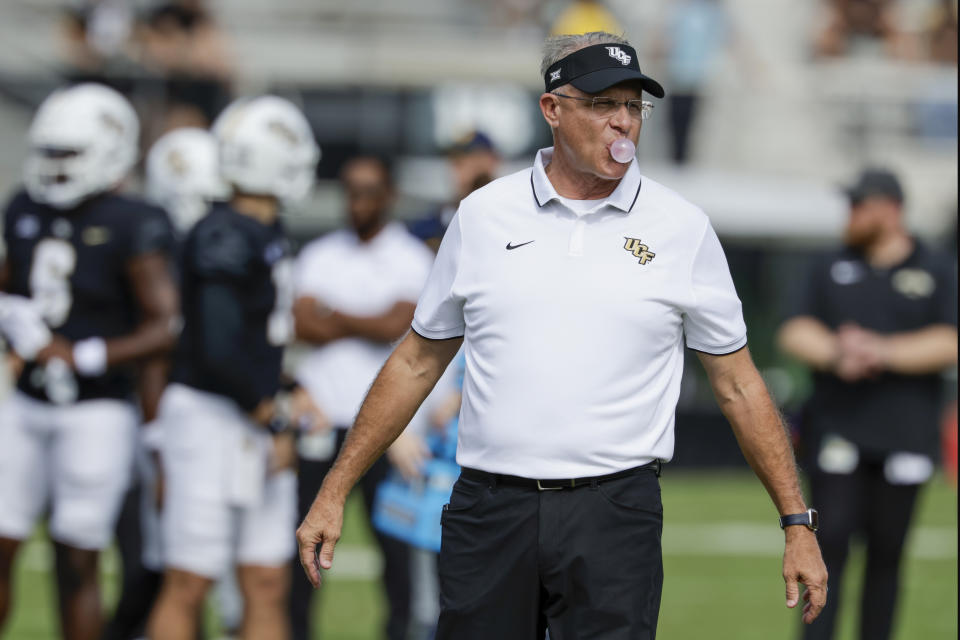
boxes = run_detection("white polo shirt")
[295,222,435,428]
[412,147,747,478]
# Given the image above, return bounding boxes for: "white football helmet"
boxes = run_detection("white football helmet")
[212,95,320,204]
[146,127,230,232]
[24,83,139,210]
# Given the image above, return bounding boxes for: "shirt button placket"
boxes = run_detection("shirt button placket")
[568,218,586,257]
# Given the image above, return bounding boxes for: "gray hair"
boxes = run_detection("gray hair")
[540,31,630,77]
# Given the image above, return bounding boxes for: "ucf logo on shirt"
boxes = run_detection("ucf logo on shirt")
[891,268,935,299]
[623,237,655,265]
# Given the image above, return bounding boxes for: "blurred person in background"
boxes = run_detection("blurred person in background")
[60,0,140,85]
[0,83,179,640]
[813,0,910,58]
[145,126,231,234]
[408,130,501,252]
[290,155,435,640]
[486,0,544,37]
[139,0,233,134]
[99,126,232,640]
[298,31,827,639]
[145,95,320,640]
[652,0,750,165]
[396,356,464,640]
[926,0,958,64]
[778,168,958,640]
[549,0,623,36]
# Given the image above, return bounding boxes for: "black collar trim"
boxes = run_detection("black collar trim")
[530,168,643,213]
[627,177,642,212]
[530,171,544,207]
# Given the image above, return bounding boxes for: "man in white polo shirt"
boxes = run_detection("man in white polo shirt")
[290,155,435,640]
[297,32,828,639]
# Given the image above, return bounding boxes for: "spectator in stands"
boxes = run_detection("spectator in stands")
[926,0,958,64]
[139,0,233,132]
[486,0,545,36]
[549,0,623,36]
[408,130,500,252]
[653,0,747,165]
[813,0,907,58]
[60,0,140,88]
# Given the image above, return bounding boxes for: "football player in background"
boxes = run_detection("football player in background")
[146,127,232,235]
[146,95,320,640]
[103,126,231,640]
[0,83,179,640]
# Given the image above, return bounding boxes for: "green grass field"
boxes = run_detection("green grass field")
[6,469,957,639]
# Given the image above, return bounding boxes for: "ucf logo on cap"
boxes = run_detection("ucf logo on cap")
[606,46,631,66]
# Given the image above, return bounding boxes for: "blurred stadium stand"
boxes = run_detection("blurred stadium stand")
[0,0,955,466]
[0,0,954,237]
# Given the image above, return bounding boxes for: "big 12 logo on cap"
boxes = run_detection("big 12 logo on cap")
[606,47,631,66]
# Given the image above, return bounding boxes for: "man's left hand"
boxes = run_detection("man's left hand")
[783,527,828,624]
[297,488,346,589]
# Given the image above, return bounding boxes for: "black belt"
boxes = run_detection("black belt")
[460,459,661,491]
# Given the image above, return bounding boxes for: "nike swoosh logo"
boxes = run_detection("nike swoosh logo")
[506,240,534,250]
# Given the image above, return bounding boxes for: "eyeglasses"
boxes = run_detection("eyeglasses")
[551,92,654,121]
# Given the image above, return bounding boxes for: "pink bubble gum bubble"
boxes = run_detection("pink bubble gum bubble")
[610,138,635,164]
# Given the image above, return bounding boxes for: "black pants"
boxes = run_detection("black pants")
[436,467,663,640]
[667,92,699,165]
[801,460,922,640]
[101,481,163,640]
[290,429,411,640]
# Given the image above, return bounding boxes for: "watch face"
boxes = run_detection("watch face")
[808,508,819,532]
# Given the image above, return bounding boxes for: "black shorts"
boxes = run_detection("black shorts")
[436,466,664,640]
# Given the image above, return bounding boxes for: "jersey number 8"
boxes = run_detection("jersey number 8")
[30,238,76,328]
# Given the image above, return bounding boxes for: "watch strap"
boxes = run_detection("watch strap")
[779,508,819,531]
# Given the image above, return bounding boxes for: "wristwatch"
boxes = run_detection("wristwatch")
[779,508,819,532]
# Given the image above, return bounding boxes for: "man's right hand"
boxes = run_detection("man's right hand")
[296,489,345,588]
[387,431,430,481]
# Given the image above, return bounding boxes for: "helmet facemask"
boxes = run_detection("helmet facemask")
[24,84,139,210]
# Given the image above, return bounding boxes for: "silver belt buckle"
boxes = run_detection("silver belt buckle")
[536,479,564,491]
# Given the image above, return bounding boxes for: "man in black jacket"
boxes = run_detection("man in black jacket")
[779,168,958,640]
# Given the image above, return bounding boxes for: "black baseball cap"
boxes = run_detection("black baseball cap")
[844,168,904,204]
[544,43,665,98]
[447,130,496,156]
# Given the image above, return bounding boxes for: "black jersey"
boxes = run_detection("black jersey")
[170,202,293,412]
[2,189,175,403]
[789,241,957,458]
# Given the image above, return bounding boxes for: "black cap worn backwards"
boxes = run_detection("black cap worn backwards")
[544,43,665,98]
[845,168,904,204]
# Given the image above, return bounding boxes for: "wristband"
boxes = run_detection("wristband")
[73,337,108,377]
